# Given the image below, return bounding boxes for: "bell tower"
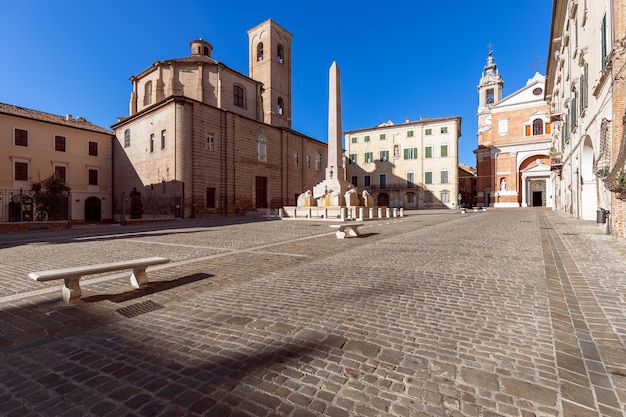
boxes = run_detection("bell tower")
[248,19,293,129]
[477,51,504,129]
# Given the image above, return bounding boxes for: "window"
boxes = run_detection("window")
[532,119,544,135]
[55,135,66,152]
[315,152,322,171]
[425,128,432,136]
[424,192,433,203]
[440,192,450,203]
[379,150,389,162]
[351,136,357,143]
[351,176,358,187]
[88,168,98,186]
[54,165,66,182]
[404,147,418,159]
[571,92,578,129]
[257,42,264,61]
[277,44,284,63]
[207,187,217,208]
[601,14,607,70]
[440,145,448,157]
[380,133,386,140]
[394,145,400,157]
[150,133,155,153]
[257,136,267,162]
[440,126,448,134]
[364,175,371,186]
[89,141,98,156]
[441,170,449,184]
[349,153,357,164]
[14,161,28,181]
[124,129,131,147]
[295,153,299,167]
[364,152,373,163]
[161,130,166,149]
[580,62,588,112]
[15,128,28,146]
[406,172,415,188]
[379,174,387,188]
[364,135,370,142]
[425,171,433,184]
[207,133,215,151]
[306,155,311,168]
[486,88,494,104]
[277,97,284,115]
[234,85,245,108]
[407,130,414,137]
[144,81,152,106]
[425,146,432,158]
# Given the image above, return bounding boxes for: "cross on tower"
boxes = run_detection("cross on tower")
[530,57,546,72]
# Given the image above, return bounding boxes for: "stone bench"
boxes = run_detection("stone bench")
[28,257,170,304]
[330,222,364,239]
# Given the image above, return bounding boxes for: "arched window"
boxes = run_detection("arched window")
[532,119,544,135]
[234,85,245,108]
[257,136,267,162]
[124,129,131,148]
[257,43,264,61]
[277,97,284,115]
[144,81,152,106]
[277,44,284,63]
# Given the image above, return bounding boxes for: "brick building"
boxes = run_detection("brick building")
[112,20,326,219]
[475,52,552,208]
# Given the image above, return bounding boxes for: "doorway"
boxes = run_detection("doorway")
[532,191,543,207]
[255,176,268,208]
[84,196,101,222]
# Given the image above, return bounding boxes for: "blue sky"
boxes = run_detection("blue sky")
[1,1,552,166]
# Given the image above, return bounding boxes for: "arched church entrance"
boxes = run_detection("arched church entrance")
[519,156,552,208]
[84,197,101,222]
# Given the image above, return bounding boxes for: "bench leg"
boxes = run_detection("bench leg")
[335,230,347,239]
[62,277,82,304]
[130,267,149,288]
[346,227,359,237]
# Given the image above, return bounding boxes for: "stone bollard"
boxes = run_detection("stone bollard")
[370,208,375,219]
[378,207,384,218]
[386,208,391,218]
[392,208,398,217]
[340,207,347,221]
[399,208,404,217]
[358,207,365,221]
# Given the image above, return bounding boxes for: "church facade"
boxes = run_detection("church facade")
[111,20,326,219]
[475,52,552,208]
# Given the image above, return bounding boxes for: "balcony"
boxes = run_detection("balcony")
[550,157,562,171]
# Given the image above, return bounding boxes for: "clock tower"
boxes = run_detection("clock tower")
[477,51,504,131]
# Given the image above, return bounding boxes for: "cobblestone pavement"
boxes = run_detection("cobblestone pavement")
[0,209,624,417]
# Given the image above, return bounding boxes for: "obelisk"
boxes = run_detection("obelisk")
[312,61,351,204]
[326,61,343,181]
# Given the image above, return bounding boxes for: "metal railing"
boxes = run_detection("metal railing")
[0,189,70,222]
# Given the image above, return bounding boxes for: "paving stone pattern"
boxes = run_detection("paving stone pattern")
[0,209,624,416]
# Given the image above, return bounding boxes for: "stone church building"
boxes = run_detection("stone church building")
[475,52,552,208]
[112,20,326,219]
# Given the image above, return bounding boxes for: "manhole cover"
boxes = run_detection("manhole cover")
[116,300,164,318]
